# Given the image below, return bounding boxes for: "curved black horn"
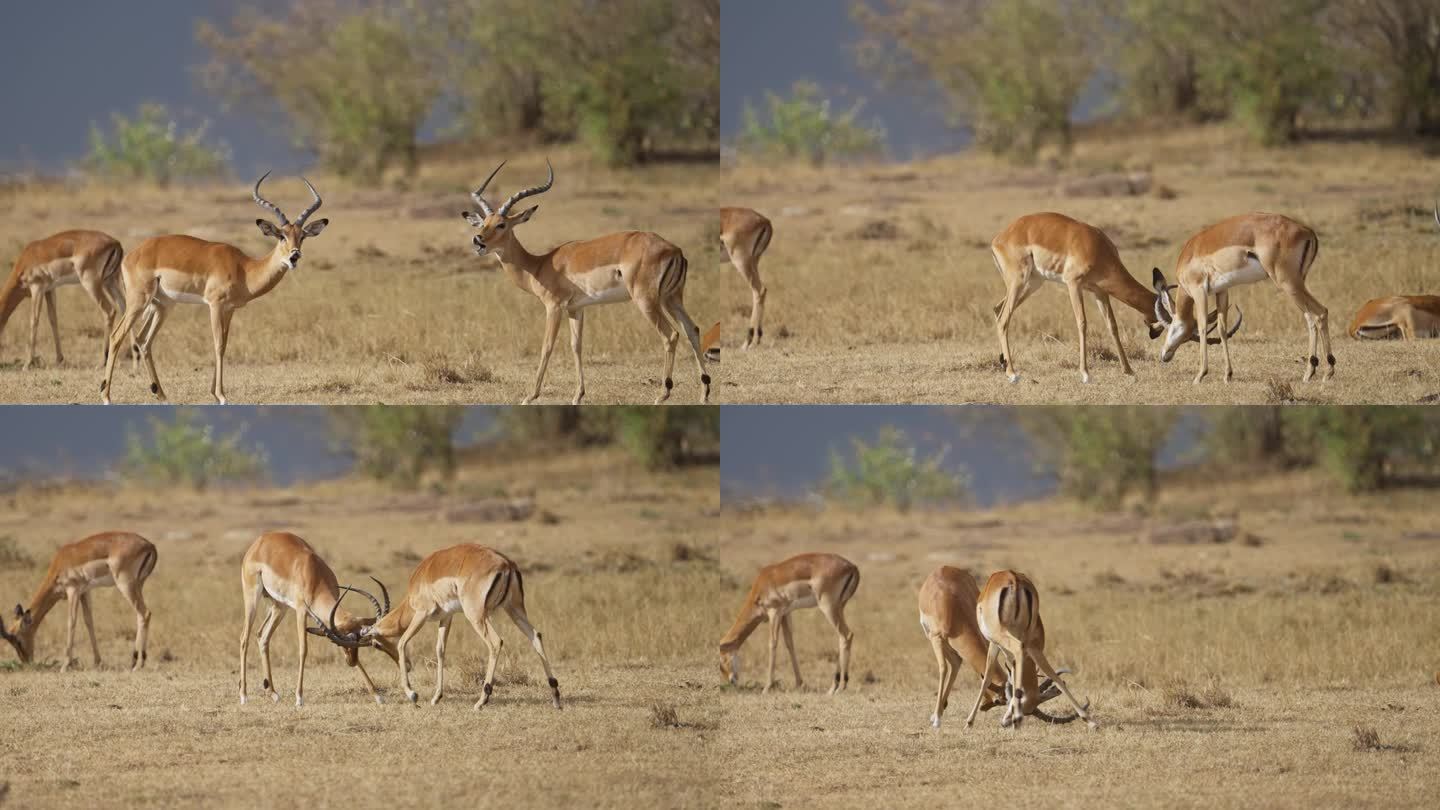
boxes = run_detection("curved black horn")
[471,161,505,217]
[495,158,554,217]
[252,172,289,225]
[1433,199,1439,231]
[295,176,323,227]
[305,602,362,648]
[1203,304,1244,344]
[370,576,391,617]
[1031,706,1082,724]
[341,584,382,621]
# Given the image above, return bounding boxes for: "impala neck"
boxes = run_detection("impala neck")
[242,242,293,300]
[19,573,63,637]
[719,602,764,652]
[0,272,27,337]
[1097,261,1161,321]
[491,235,549,282]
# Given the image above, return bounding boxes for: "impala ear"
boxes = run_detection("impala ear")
[13,604,21,619]
[512,205,538,224]
[256,219,283,239]
[302,218,329,237]
[461,211,485,227]
[1151,268,1167,292]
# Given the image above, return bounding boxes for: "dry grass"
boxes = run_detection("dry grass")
[718,125,1440,403]
[0,146,723,404]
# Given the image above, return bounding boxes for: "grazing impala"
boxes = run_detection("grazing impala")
[719,207,772,350]
[1349,296,1440,339]
[918,566,1082,728]
[964,570,1095,730]
[463,160,716,404]
[311,543,561,710]
[0,229,131,369]
[238,532,395,707]
[100,173,329,404]
[0,532,157,671]
[718,553,859,694]
[990,212,1238,384]
[1153,213,1324,383]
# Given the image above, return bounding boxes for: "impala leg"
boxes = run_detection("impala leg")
[61,588,79,671]
[44,290,63,366]
[209,304,234,405]
[24,285,44,369]
[729,247,766,349]
[352,657,383,705]
[80,592,101,668]
[469,616,504,710]
[638,301,679,404]
[965,642,1002,727]
[928,634,956,728]
[292,606,310,707]
[134,302,170,402]
[431,616,452,705]
[505,603,561,709]
[1066,281,1091,383]
[1097,293,1133,376]
[817,595,854,695]
[667,298,711,403]
[524,305,564,405]
[780,614,803,690]
[763,609,780,694]
[1027,645,1096,729]
[102,283,153,403]
[238,582,262,704]
[1193,282,1210,384]
[994,272,1024,383]
[83,274,115,368]
[114,571,151,671]
[1278,280,1330,382]
[568,311,586,405]
[395,610,430,704]
[1216,291,1234,382]
[256,605,281,701]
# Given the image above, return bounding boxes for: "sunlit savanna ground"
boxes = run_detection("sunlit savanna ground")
[718,125,1440,404]
[0,147,723,405]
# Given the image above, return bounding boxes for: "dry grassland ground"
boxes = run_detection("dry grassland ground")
[0,147,724,405]
[1,451,1437,806]
[717,125,1440,404]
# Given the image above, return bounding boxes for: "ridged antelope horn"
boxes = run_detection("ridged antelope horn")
[495,158,554,217]
[471,161,506,217]
[252,172,289,225]
[295,176,323,227]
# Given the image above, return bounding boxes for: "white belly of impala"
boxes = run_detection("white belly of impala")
[155,270,208,305]
[567,265,631,310]
[1211,254,1267,292]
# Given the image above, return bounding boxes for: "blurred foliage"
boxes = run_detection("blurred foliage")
[497,406,719,469]
[328,407,463,489]
[198,0,717,175]
[1015,407,1178,509]
[825,426,967,512]
[738,81,887,166]
[121,409,266,490]
[86,103,231,186]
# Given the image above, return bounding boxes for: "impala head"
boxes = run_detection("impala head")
[253,172,329,271]
[461,159,554,258]
[1151,268,1244,362]
[719,648,741,685]
[0,603,35,663]
[306,577,399,665]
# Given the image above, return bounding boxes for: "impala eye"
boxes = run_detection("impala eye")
[497,223,506,230]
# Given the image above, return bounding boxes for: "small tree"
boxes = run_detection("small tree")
[738,81,887,166]
[328,407,463,489]
[86,103,231,186]
[1329,0,1440,135]
[1280,407,1434,493]
[121,409,266,490]
[1016,407,1178,509]
[825,426,967,512]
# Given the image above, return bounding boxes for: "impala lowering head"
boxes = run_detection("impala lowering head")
[719,650,741,686]
[461,159,554,257]
[306,579,387,649]
[1152,268,1243,361]
[0,604,34,662]
[253,172,330,270]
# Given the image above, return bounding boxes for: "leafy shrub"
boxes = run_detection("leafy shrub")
[121,410,265,490]
[328,407,464,489]
[738,81,886,166]
[825,426,967,512]
[86,103,231,185]
[1017,407,1177,509]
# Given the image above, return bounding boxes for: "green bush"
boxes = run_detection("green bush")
[328,407,464,489]
[1016,407,1178,509]
[86,103,231,186]
[826,426,967,512]
[1281,407,1436,492]
[738,81,886,166]
[121,410,266,490]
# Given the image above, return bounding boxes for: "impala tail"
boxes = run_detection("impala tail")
[702,321,721,362]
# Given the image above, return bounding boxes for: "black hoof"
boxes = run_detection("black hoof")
[1309,356,1319,368]
[484,682,494,696]
[548,676,559,689]
[262,678,270,690]
[1327,354,1335,366]
[701,374,711,386]
[664,377,673,391]
[149,382,159,394]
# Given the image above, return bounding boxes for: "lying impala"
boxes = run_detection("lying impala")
[1348,296,1440,339]
[0,532,157,671]
[1154,213,1324,383]
[312,543,561,710]
[238,532,395,706]
[101,174,329,404]
[0,229,132,369]
[918,566,1082,728]
[964,570,1096,730]
[719,207,773,350]
[991,212,1237,383]
[463,160,716,404]
[718,553,859,694]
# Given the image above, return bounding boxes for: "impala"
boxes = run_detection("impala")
[100,173,328,404]
[719,207,772,350]
[991,212,1239,384]
[1348,296,1440,339]
[0,532,157,671]
[1153,213,1325,383]
[0,229,133,369]
[964,570,1095,730]
[918,566,1082,729]
[463,160,716,404]
[238,532,395,707]
[312,543,561,710]
[718,552,859,694]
